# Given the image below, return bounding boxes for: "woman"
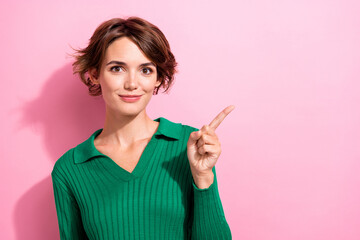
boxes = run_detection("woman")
[52,16,233,239]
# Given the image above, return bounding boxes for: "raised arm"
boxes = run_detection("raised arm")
[187,105,234,239]
[190,166,232,239]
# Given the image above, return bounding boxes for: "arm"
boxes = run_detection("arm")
[186,106,234,239]
[52,174,89,240]
[190,166,232,239]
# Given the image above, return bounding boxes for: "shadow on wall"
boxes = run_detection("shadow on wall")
[14,177,60,239]
[14,63,104,239]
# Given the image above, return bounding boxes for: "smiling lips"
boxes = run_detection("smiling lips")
[119,94,142,103]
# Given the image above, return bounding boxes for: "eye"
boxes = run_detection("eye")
[110,66,124,72]
[141,67,153,75]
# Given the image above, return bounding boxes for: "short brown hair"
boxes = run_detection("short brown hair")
[72,17,177,96]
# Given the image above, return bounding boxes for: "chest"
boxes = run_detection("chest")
[73,138,194,238]
[79,171,192,239]
[96,139,150,173]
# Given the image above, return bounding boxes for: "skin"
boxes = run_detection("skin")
[88,36,234,189]
[187,105,235,188]
[89,37,161,147]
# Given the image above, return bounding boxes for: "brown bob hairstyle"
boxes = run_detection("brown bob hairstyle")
[72,17,177,96]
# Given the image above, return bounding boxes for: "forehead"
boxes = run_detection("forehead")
[104,37,151,64]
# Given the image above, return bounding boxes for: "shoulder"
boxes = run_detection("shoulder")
[159,117,198,130]
[180,122,199,135]
[156,117,198,141]
[51,147,75,179]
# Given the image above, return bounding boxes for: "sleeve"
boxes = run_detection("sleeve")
[52,173,89,240]
[190,166,232,239]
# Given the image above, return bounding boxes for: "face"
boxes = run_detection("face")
[89,37,161,117]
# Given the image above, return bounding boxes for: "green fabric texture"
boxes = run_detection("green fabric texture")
[51,117,232,239]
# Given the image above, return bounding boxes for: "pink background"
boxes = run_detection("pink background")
[1,0,359,239]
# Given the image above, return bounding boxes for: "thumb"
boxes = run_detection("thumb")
[187,130,202,147]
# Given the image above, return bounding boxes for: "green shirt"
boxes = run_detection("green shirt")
[51,117,232,239]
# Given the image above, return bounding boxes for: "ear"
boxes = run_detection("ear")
[88,68,100,85]
[155,78,162,88]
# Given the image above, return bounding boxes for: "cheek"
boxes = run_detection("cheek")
[141,78,159,91]
[100,75,121,91]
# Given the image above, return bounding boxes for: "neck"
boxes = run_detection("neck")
[97,108,158,147]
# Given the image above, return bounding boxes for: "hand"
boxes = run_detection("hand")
[187,105,235,188]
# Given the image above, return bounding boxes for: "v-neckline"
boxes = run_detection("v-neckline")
[91,119,161,181]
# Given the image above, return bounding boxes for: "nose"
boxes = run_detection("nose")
[124,72,138,90]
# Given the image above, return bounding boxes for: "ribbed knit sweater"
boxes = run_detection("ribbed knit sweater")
[51,117,232,239]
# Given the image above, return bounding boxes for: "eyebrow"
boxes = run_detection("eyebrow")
[106,61,156,67]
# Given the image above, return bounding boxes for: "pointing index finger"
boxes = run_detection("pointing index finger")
[209,105,235,130]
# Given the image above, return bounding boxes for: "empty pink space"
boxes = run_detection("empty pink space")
[1,0,359,239]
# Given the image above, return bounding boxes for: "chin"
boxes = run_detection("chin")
[105,96,151,117]
[113,105,147,117]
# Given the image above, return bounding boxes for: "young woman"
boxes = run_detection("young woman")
[51,16,233,239]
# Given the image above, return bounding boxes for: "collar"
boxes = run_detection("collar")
[73,117,182,164]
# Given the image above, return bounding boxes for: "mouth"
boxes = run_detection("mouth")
[118,94,142,103]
